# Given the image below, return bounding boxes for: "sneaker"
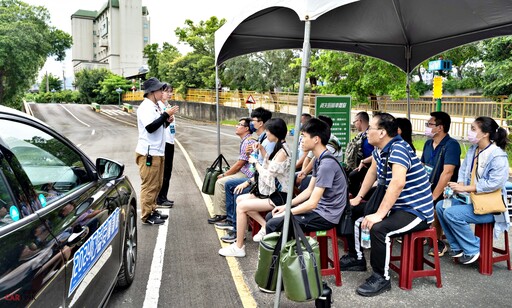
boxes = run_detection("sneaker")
[339,254,367,271]
[218,243,246,257]
[428,240,447,257]
[152,210,168,220]
[221,230,245,243]
[157,199,174,208]
[356,272,391,297]
[142,214,165,225]
[253,228,266,242]
[215,221,234,230]
[449,250,463,258]
[207,215,227,224]
[459,252,480,264]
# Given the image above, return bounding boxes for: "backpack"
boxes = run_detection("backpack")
[327,135,343,159]
[344,132,365,170]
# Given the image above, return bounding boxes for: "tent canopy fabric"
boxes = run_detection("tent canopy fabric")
[215,0,512,72]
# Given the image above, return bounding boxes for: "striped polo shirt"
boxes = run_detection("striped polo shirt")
[373,135,434,223]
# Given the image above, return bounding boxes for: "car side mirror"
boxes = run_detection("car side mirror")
[96,158,124,180]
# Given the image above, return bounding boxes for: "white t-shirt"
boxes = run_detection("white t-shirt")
[135,98,166,156]
[159,101,176,145]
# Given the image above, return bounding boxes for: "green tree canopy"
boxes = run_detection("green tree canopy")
[0,0,72,108]
[39,73,62,93]
[73,68,110,104]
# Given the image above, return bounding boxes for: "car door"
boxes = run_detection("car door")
[0,116,123,307]
[0,143,66,308]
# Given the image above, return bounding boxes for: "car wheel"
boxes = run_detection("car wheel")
[116,205,137,288]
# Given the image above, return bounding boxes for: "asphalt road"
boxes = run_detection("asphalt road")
[28,103,512,308]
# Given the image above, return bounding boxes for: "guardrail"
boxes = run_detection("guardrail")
[91,103,101,112]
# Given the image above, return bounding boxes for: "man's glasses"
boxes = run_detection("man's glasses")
[425,122,439,127]
[236,123,248,127]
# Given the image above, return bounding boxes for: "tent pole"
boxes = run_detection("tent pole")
[216,65,221,156]
[273,19,311,308]
[406,72,411,120]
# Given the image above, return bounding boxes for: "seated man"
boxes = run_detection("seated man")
[208,118,256,224]
[346,112,434,297]
[266,118,347,235]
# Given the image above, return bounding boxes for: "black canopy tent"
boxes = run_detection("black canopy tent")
[214,1,512,305]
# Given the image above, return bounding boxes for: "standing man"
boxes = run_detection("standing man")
[157,84,176,208]
[267,118,347,235]
[136,77,178,225]
[421,111,460,256]
[347,113,433,297]
[207,118,256,224]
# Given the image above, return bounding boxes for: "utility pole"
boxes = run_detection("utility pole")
[46,71,49,92]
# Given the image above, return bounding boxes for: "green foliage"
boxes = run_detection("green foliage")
[73,68,110,104]
[175,17,225,56]
[482,37,512,96]
[28,90,80,104]
[0,0,72,108]
[39,73,62,93]
[98,74,131,105]
[143,43,160,79]
[168,54,215,94]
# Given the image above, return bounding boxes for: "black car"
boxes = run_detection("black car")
[0,106,137,307]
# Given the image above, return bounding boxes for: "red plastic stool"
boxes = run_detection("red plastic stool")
[248,211,270,238]
[307,228,342,286]
[389,227,442,290]
[475,223,511,275]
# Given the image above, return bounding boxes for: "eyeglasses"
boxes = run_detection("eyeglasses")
[352,119,360,124]
[367,126,382,131]
[252,118,262,122]
[236,123,248,127]
[425,122,439,127]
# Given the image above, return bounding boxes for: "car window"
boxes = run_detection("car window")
[0,119,91,206]
[0,173,17,228]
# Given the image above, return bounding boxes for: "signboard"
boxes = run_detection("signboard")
[246,95,256,104]
[428,59,452,72]
[315,96,351,161]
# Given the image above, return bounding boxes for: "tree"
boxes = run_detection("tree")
[98,74,131,105]
[481,37,512,97]
[143,43,160,79]
[73,68,110,104]
[39,73,62,93]
[175,17,225,56]
[0,0,72,108]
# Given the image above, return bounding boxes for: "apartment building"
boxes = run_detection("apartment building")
[71,0,150,78]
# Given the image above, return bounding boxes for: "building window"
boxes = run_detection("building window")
[143,23,148,29]
[93,43,96,47]
[144,37,149,43]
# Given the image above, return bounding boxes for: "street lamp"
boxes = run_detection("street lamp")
[51,89,56,104]
[115,88,123,107]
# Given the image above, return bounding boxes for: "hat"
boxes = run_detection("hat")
[143,77,165,94]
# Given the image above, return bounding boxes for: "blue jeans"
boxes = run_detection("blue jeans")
[436,199,494,255]
[225,178,251,230]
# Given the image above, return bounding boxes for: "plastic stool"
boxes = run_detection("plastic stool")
[248,211,270,238]
[389,227,442,290]
[307,228,342,286]
[474,223,511,275]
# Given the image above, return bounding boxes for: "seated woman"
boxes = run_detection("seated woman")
[437,116,510,264]
[219,118,291,258]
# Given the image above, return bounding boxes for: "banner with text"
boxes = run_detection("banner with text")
[315,96,351,161]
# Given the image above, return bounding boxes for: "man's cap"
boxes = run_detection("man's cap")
[143,77,165,94]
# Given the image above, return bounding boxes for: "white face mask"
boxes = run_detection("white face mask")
[467,130,479,144]
[425,127,435,138]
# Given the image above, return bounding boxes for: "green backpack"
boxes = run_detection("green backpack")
[344,132,365,170]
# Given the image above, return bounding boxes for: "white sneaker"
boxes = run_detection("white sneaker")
[253,228,267,242]
[218,243,246,257]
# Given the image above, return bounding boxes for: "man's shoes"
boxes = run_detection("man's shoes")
[253,228,266,242]
[449,250,463,258]
[157,198,174,208]
[142,213,165,225]
[459,252,480,264]
[428,240,447,257]
[215,221,234,230]
[339,254,367,271]
[208,215,227,224]
[152,210,168,220]
[356,272,391,297]
[218,243,246,257]
[221,230,240,243]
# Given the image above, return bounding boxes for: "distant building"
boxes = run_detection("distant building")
[71,0,150,78]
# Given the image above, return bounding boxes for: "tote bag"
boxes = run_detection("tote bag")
[470,153,506,215]
[201,154,230,195]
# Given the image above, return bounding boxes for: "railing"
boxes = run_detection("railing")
[122,89,511,137]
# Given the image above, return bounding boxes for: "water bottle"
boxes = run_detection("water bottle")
[361,228,371,249]
[249,152,258,173]
[315,281,332,308]
[443,186,453,209]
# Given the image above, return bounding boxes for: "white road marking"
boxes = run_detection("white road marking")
[99,110,136,127]
[180,125,238,139]
[91,129,95,135]
[60,105,91,127]
[142,209,170,308]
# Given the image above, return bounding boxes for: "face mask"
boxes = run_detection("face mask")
[425,127,435,138]
[467,130,479,144]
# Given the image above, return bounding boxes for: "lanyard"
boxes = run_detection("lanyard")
[470,143,492,175]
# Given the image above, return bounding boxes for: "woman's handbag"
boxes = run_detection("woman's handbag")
[201,154,230,195]
[254,232,283,293]
[248,171,269,198]
[280,216,322,302]
[470,153,506,215]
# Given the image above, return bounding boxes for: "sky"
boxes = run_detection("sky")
[23,0,249,83]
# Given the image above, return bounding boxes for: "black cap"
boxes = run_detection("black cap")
[143,77,165,94]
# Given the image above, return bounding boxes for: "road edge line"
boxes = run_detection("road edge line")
[175,139,257,308]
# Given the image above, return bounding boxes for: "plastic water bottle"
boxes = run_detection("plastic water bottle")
[315,281,332,308]
[361,228,371,248]
[443,186,453,209]
[249,152,258,173]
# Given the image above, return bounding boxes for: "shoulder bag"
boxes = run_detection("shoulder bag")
[201,154,230,195]
[363,151,392,216]
[470,153,506,215]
